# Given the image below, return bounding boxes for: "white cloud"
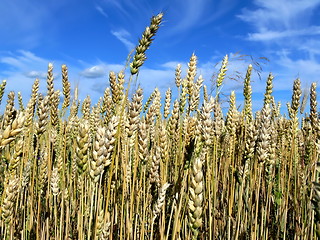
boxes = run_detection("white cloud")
[0,51,76,109]
[276,51,320,81]
[95,5,108,18]
[160,61,183,69]
[80,64,124,79]
[298,39,320,57]
[238,0,320,41]
[80,65,106,78]
[247,27,320,41]
[236,0,320,105]
[0,50,49,70]
[111,30,135,52]
[239,0,320,29]
[0,51,126,109]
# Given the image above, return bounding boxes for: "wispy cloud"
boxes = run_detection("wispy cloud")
[246,26,320,41]
[236,0,320,103]
[111,30,135,52]
[0,1,43,48]
[95,5,108,18]
[0,0,68,49]
[169,0,208,33]
[98,0,236,37]
[298,39,320,57]
[275,50,320,81]
[238,0,320,41]
[0,51,53,106]
[100,0,131,17]
[169,0,236,33]
[0,50,49,70]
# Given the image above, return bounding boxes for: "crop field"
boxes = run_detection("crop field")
[0,13,320,240]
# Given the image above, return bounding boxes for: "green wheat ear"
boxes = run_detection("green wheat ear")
[216,54,228,89]
[243,64,253,122]
[130,13,163,75]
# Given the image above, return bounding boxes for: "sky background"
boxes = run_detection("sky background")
[0,0,320,113]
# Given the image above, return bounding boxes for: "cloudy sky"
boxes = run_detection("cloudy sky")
[0,0,319,113]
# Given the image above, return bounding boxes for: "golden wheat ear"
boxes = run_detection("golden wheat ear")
[188,155,204,238]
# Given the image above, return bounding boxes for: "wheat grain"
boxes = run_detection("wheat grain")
[291,78,302,116]
[188,153,204,237]
[50,167,59,196]
[264,72,274,105]
[37,95,49,136]
[47,63,55,107]
[17,91,24,111]
[257,103,271,164]
[62,64,71,110]
[149,146,161,188]
[163,88,171,119]
[130,13,163,74]
[243,64,253,122]
[216,54,228,89]
[226,91,238,136]
[0,79,7,105]
[101,87,112,115]
[199,97,214,146]
[91,126,107,183]
[2,91,15,130]
[186,53,197,98]
[152,182,170,223]
[104,115,119,166]
[82,95,91,120]
[189,75,203,112]
[310,82,318,134]
[1,175,20,224]
[175,64,182,88]
[138,118,148,163]
[76,120,90,174]
[127,87,143,139]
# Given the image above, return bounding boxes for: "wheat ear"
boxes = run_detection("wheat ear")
[130,13,163,75]
[188,153,204,238]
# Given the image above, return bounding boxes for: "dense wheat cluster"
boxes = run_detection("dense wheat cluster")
[1,13,320,240]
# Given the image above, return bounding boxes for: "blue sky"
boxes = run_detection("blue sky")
[0,0,320,113]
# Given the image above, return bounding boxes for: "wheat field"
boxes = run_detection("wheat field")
[0,13,320,240]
